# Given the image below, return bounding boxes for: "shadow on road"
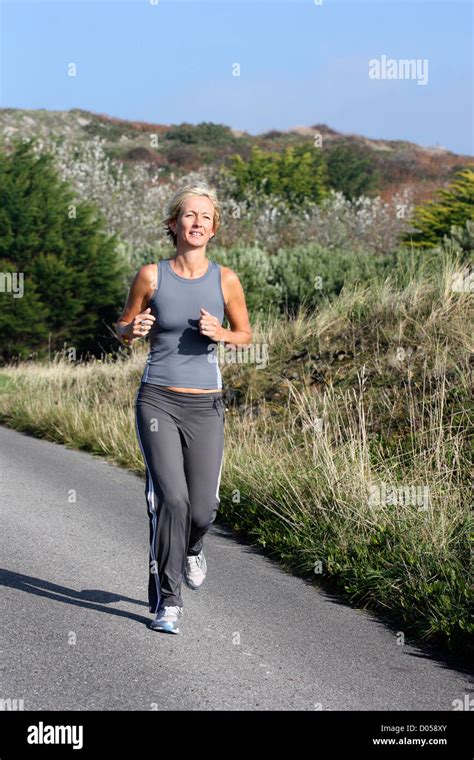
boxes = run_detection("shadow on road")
[0,568,151,625]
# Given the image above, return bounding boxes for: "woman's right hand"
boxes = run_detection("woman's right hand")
[123,307,156,345]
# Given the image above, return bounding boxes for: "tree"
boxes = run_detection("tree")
[0,138,128,362]
[401,168,474,249]
[325,140,380,200]
[228,144,328,208]
[280,145,328,205]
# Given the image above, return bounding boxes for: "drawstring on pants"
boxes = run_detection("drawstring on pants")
[212,396,224,417]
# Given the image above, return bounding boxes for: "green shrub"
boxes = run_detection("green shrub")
[164,122,237,146]
[326,140,381,199]
[212,245,283,315]
[271,244,399,314]
[228,144,328,208]
[401,168,474,249]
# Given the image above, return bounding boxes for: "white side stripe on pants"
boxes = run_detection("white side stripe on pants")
[134,389,161,612]
[215,447,224,504]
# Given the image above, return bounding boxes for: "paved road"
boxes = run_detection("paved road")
[0,425,471,711]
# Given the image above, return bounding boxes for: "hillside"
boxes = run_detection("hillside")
[1,107,472,205]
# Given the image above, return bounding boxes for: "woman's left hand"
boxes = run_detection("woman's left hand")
[199,307,224,341]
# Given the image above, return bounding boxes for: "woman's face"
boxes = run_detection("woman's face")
[170,196,215,248]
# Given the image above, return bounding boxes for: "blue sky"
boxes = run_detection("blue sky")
[1,0,472,155]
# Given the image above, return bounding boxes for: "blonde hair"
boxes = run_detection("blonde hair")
[162,183,221,247]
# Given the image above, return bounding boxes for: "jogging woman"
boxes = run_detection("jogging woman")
[116,184,252,634]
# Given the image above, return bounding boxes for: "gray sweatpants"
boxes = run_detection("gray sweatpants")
[135,383,225,612]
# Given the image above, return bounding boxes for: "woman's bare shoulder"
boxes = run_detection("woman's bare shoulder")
[136,262,159,298]
[218,265,244,308]
[219,264,242,285]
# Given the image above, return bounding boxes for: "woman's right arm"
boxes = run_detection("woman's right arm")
[115,264,157,347]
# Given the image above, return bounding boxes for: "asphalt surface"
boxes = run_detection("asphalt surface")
[0,424,471,711]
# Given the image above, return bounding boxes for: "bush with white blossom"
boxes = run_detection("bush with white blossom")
[27,134,415,264]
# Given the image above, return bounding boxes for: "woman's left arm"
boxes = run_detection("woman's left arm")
[199,269,252,347]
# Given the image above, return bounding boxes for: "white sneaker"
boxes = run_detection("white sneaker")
[149,605,182,634]
[184,551,207,590]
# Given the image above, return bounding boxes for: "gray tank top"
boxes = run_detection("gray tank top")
[141,258,225,389]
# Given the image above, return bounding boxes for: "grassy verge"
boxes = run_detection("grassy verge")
[0,248,472,657]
